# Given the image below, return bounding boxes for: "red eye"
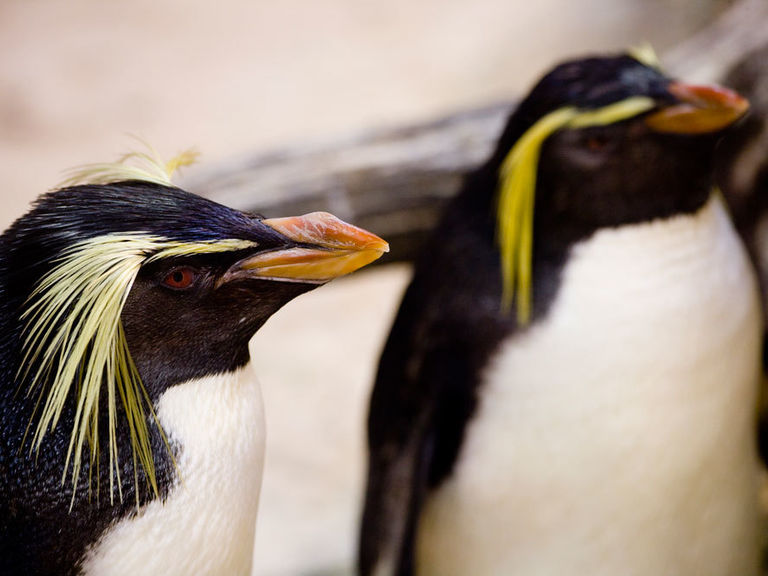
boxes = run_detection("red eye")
[586,135,610,151]
[162,267,198,290]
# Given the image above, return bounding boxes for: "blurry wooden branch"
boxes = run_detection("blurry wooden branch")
[185,104,507,262]
[185,0,768,265]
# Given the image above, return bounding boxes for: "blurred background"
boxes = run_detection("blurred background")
[0,1,738,574]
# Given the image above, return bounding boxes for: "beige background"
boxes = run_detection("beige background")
[0,1,722,574]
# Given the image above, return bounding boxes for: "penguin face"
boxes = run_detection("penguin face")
[5,182,387,397]
[528,55,749,233]
[512,56,749,235]
[536,115,718,233]
[1,180,387,501]
[120,237,331,397]
[488,52,748,322]
[122,252,302,391]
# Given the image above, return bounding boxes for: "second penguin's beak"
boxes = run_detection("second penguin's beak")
[227,212,389,284]
[644,82,749,134]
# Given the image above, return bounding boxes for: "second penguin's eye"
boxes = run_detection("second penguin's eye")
[162,267,198,290]
[585,135,610,152]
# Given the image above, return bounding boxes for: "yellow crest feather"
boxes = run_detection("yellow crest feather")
[496,97,657,324]
[59,142,199,189]
[497,108,578,323]
[21,234,257,506]
[629,43,662,69]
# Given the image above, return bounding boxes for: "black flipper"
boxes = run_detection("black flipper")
[359,280,439,576]
[358,184,525,575]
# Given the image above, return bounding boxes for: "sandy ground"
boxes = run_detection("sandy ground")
[0,1,722,574]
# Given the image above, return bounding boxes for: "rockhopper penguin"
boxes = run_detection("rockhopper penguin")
[359,51,761,575]
[0,150,388,575]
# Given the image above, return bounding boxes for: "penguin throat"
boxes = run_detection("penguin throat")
[82,364,266,575]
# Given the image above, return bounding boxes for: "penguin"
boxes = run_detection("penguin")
[0,150,388,575]
[359,52,761,576]
[714,46,768,465]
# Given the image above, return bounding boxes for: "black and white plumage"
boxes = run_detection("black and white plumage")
[360,53,761,575]
[0,167,387,575]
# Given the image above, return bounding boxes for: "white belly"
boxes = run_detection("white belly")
[82,365,266,576]
[417,195,763,576]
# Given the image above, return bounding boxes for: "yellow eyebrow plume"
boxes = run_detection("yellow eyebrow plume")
[496,96,656,324]
[20,234,257,507]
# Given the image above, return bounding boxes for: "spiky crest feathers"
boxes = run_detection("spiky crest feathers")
[58,144,198,189]
[17,145,261,507]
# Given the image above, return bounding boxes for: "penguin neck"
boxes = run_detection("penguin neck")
[453,156,717,323]
[82,363,266,575]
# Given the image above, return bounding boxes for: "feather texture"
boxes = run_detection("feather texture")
[20,233,257,505]
[496,96,656,324]
[58,143,198,189]
[629,43,662,70]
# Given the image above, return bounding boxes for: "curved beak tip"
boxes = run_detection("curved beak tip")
[645,81,749,135]
[235,211,388,283]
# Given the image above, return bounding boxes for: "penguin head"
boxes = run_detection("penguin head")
[2,155,388,502]
[486,50,749,322]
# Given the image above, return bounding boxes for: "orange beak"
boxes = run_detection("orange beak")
[229,212,388,284]
[644,82,749,134]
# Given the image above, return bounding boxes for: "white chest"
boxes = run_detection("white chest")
[417,195,763,576]
[82,365,266,576]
